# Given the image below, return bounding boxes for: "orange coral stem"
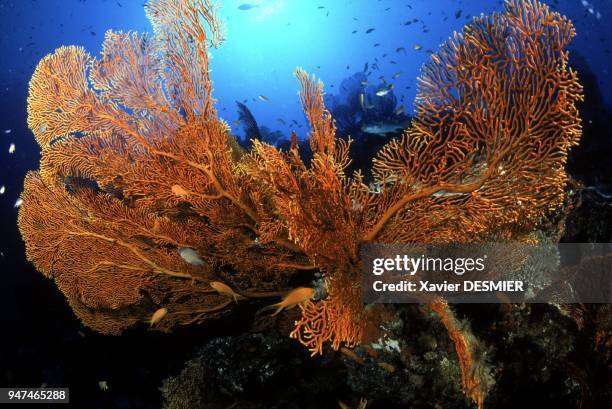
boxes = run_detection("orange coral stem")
[67,230,197,280]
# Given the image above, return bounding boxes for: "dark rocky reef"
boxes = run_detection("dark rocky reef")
[161,300,610,409]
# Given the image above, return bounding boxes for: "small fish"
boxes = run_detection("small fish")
[373,43,380,47]
[257,95,270,102]
[3,129,11,134]
[338,401,350,409]
[0,186,4,195]
[365,28,375,34]
[396,47,406,54]
[14,198,23,208]
[432,190,467,198]
[394,105,405,116]
[375,84,393,97]
[98,380,109,391]
[351,30,357,34]
[238,3,259,10]
[276,118,286,125]
[359,93,365,111]
[360,80,369,86]
[340,347,365,364]
[361,120,409,135]
[260,287,315,316]
[455,9,462,19]
[149,307,168,326]
[210,281,244,303]
[8,143,15,154]
[171,184,190,197]
[363,62,368,72]
[413,43,423,50]
[378,362,396,373]
[392,71,401,79]
[178,247,205,266]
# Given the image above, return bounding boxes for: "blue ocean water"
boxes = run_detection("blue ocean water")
[0,0,610,142]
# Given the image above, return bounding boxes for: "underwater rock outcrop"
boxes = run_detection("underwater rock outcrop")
[235,101,286,149]
[160,312,471,409]
[19,0,583,407]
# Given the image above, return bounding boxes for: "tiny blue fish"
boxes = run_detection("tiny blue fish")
[178,247,206,266]
[238,3,259,10]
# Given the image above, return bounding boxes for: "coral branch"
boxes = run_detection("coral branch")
[366,0,582,244]
[430,301,493,408]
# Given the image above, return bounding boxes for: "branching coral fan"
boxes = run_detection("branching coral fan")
[19,0,581,405]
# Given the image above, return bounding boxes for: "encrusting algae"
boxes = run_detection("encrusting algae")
[18,1,582,407]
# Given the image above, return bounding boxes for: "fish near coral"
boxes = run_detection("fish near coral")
[261,287,315,316]
[209,281,244,303]
[149,307,168,327]
[171,184,190,198]
[178,247,206,266]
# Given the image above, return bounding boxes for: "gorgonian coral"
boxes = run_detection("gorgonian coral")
[20,0,581,405]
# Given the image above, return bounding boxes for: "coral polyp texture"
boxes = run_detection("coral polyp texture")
[19,0,581,395]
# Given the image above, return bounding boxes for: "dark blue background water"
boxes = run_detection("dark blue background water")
[0,1,610,407]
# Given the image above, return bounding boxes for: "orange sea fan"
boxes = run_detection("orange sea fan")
[19,0,308,334]
[364,0,582,244]
[19,4,582,402]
